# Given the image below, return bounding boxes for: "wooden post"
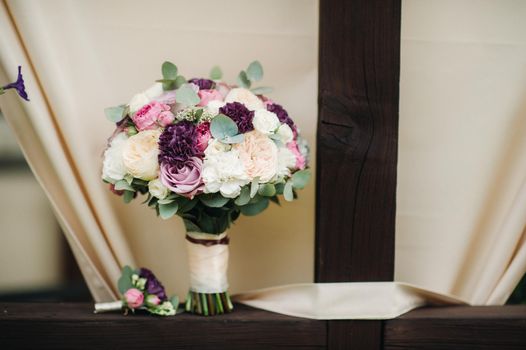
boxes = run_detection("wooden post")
[316,0,401,348]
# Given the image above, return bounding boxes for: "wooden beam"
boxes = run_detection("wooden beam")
[316,0,401,348]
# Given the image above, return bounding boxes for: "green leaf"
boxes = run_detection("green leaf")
[104,106,126,123]
[114,180,135,192]
[210,114,239,140]
[177,197,198,213]
[275,182,285,195]
[159,202,179,219]
[170,295,180,309]
[209,65,223,80]
[118,265,134,294]
[250,86,273,95]
[235,186,251,206]
[162,61,178,80]
[258,183,276,197]
[269,195,281,206]
[156,79,175,91]
[237,70,251,89]
[184,219,201,232]
[123,190,135,203]
[174,75,186,89]
[240,197,269,216]
[200,193,230,208]
[291,170,311,189]
[284,181,294,202]
[250,177,259,198]
[222,134,244,144]
[175,84,200,106]
[157,198,174,205]
[246,61,263,82]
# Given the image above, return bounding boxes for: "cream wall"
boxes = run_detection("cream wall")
[6,0,318,298]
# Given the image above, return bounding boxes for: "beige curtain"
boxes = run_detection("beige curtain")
[0,0,525,317]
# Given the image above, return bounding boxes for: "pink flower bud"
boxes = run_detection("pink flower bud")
[146,294,161,306]
[124,288,144,308]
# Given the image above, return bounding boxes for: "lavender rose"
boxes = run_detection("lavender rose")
[160,157,204,198]
[139,268,168,301]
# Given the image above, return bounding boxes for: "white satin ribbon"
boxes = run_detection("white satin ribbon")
[186,231,229,293]
[233,282,468,320]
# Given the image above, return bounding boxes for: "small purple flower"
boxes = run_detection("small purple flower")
[2,66,29,101]
[267,103,296,132]
[159,121,201,165]
[188,78,215,90]
[139,268,167,301]
[219,102,254,133]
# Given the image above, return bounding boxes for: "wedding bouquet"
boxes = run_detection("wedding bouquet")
[101,61,310,315]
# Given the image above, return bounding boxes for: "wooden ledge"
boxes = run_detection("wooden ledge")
[0,302,326,349]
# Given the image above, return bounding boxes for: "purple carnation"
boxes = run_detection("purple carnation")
[267,103,296,132]
[139,268,167,301]
[188,78,215,90]
[219,102,255,133]
[159,121,201,165]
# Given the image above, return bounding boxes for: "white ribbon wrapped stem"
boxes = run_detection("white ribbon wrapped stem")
[186,231,229,294]
[94,300,123,313]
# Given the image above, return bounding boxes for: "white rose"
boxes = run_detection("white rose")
[276,123,293,143]
[128,83,164,114]
[225,88,264,111]
[204,139,231,156]
[252,109,280,135]
[206,100,226,116]
[122,130,161,181]
[102,133,128,182]
[276,146,297,177]
[202,148,249,198]
[148,178,169,199]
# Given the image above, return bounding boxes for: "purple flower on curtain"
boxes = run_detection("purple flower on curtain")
[139,268,168,301]
[1,66,29,101]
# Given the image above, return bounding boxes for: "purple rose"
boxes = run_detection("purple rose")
[160,157,204,198]
[139,268,167,301]
[188,78,215,90]
[219,102,254,133]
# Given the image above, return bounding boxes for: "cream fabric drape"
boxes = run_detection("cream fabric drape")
[1,0,525,319]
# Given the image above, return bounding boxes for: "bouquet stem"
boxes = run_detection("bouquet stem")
[185,291,233,316]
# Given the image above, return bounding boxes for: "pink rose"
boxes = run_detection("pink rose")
[216,82,231,99]
[132,101,172,131]
[287,141,306,170]
[260,95,274,108]
[196,122,211,152]
[234,131,278,183]
[124,288,144,308]
[197,89,223,107]
[158,111,175,127]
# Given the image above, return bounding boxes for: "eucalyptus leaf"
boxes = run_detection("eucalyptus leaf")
[123,190,135,203]
[170,295,180,308]
[174,75,186,89]
[104,106,126,123]
[284,181,294,202]
[258,183,276,197]
[275,182,285,195]
[162,61,178,80]
[159,202,179,219]
[209,65,223,80]
[210,114,238,140]
[175,84,200,106]
[200,193,230,208]
[235,186,251,206]
[115,180,135,192]
[250,86,273,95]
[222,134,244,144]
[250,177,259,198]
[177,197,198,213]
[157,198,174,205]
[184,219,202,232]
[124,174,134,185]
[240,197,269,216]
[117,265,134,294]
[237,70,251,89]
[246,60,263,82]
[269,196,281,206]
[291,170,311,189]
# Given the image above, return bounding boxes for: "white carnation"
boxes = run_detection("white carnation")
[276,146,297,177]
[148,178,169,199]
[102,133,128,182]
[206,100,226,116]
[128,83,164,114]
[122,130,161,181]
[225,88,264,111]
[202,148,249,198]
[252,109,280,135]
[276,123,294,144]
